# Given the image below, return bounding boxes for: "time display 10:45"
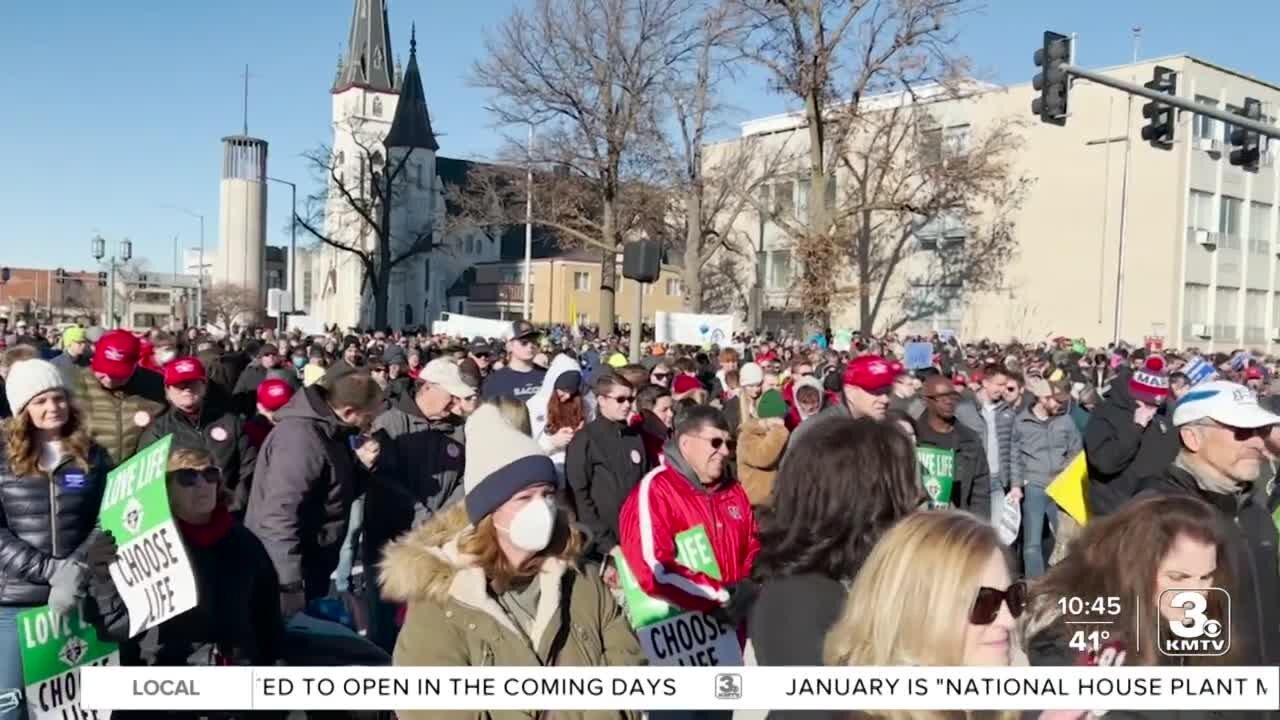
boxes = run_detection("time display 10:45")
[1057,596,1122,617]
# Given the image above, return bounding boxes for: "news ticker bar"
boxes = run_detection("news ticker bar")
[80,666,1280,711]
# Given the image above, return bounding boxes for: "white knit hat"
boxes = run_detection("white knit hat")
[463,404,559,524]
[5,359,68,415]
[739,362,764,387]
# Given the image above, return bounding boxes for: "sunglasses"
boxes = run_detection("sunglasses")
[1198,421,1269,442]
[701,435,734,451]
[651,373,671,380]
[607,394,635,404]
[969,582,1027,626]
[169,468,221,488]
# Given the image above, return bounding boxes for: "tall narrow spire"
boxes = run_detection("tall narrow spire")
[333,0,397,94]
[384,21,439,151]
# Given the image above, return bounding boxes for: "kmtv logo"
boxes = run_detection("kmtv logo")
[1158,588,1230,657]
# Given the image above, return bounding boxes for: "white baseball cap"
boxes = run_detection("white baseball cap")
[419,358,476,399]
[1171,380,1280,429]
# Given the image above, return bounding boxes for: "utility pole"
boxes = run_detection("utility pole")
[1113,27,1140,344]
[523,122,534,320]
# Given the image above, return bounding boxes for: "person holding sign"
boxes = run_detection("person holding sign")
[0,360,115,720]
[617,405,759,625]
[381,405,642,720]
[91,448,285,667]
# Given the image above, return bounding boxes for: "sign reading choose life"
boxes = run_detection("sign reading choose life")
[97,435,198,636]
[17,606,118,720]
[612,526,742,667]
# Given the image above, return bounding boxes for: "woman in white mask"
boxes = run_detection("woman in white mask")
[379,405,642,720]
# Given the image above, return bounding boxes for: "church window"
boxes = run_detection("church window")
[373,47,385,70]
[466,237,476,254]
[372,97,383,117]
[370,150,384,169]
[359,0,368,17]
[416,165,425,190]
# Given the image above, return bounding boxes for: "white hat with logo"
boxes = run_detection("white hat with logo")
[1171,380,1280,429]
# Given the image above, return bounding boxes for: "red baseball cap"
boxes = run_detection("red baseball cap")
[1246,366,1264,381]
[257,378,295,412]
[163,357,206,386]
[843,355,896,393]
[91,330,142,381]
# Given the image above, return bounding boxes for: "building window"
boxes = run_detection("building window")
[769,250,791,289]
[370,150,384,170]
[824,175,837,208]
[1194,96,1218,140]
[1219,196,1243,249]
[1246,290,1267,343]
[666,278,682,296]
[465,237,475,255]
[773,181,794,216]
[1214,285,1239,340]
[920,124,970,165]
[423,257,430,292]
[1189,190,1214,231]
[1249,202,1272,255]
[1184,282,1209,337]
[302,270,313,304]
[573,271,591,291]
[416,164,424,190]
[920,127,943,165]
[372,96,383,117]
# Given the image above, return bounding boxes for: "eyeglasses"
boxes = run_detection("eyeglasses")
[969,582,1026,625]
[651,373,671,381]
[697,435,734,451]
[606,394,635,404]
[169,468,221,488]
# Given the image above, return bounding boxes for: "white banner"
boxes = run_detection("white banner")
[82,666,1280,712]
[654,312,735,346]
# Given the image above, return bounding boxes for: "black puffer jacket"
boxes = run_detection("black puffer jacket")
[137,404,257,511]
[0,444,111,605]
[244,386,363,592]
[1083,382,1179,516]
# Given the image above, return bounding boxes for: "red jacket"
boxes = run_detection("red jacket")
[617,453,759,615]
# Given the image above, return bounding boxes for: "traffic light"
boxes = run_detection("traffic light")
[1229,97,1263,172]
[1032,31,1072,125]
[97,271,108,287]
[0,267,9,284]
[138,273,149,289]
[54,268,66,285]
[1141,66,1177,149]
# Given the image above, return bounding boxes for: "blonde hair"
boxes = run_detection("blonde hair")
[3,392,93,478]
[457,506,584,591]
[486,396,532,435]
[824,511,1014,720]
[167,447,213,473]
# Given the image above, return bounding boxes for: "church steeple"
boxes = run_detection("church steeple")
[384,25,440,151]
[333,0,397,94]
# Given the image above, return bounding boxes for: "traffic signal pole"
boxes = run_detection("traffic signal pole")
[1061,63,1280,140]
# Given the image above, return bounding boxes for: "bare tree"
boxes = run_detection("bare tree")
[736,0,1027,333]
[204,283,260,334]
[472,0,700,335]
[296,117,445,329]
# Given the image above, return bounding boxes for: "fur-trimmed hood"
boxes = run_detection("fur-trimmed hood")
[378,503,576,644]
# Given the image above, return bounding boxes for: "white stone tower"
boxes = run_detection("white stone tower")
[314,0,440,331]
[215,135,268,314]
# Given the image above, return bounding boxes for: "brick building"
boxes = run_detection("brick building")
[0,266,104,326]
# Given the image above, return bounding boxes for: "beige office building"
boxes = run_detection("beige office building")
[724,55,1280,350]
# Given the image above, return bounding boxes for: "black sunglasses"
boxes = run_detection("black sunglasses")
[169,468,221,488]
[651,372,671,380]
[969,582,1026,625]
[1199,421,1269,442]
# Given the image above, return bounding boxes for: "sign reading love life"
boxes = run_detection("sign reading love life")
[97,434,198,637]
[17,606,119,720]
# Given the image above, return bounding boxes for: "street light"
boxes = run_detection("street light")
[163,206,205,326]
[266,176,298,321]
[91,235,133,327]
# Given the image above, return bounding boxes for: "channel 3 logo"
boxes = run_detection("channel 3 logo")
[715,673,742,700]
[1158,588,1230,657]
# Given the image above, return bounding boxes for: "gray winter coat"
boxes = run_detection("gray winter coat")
[955,396,1016,487]
[1010,408,1082,489]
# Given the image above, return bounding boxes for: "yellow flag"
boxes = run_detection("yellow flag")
[1046,451,1089,525]
[568,296,577,325]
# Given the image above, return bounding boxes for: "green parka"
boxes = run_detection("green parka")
[379,504,645,720]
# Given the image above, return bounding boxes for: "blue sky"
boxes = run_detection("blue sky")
[2,0,1278,273]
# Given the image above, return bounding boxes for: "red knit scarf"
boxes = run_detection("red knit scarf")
[176,506,233,548]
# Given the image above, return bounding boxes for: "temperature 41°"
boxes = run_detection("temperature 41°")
[1069,629,1112,653]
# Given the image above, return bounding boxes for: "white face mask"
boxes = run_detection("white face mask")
[497,496,557,553]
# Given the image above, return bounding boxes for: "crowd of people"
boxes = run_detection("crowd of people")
[1,314,1278,720]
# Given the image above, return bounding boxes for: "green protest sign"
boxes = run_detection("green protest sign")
[916,445,956,509]
[18,606,118,720]
[97,434,199,637]
[611,525,742,667]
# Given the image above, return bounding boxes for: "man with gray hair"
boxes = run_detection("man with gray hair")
[1142,381,1280,665]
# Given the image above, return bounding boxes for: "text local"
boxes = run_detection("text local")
[260,677,678,698]
[36,656,113,717]
[100,450,166,512]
